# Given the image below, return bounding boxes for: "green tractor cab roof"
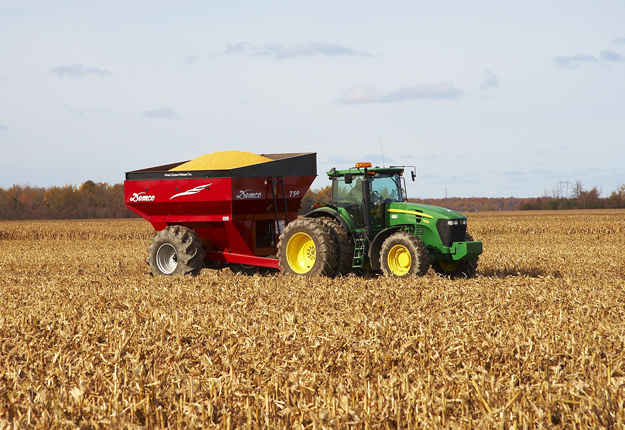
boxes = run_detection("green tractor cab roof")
[327,165,405,177]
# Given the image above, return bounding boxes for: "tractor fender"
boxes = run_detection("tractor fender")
[368,226,403,271]
[305,208,352,237]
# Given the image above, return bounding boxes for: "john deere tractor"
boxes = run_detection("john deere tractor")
[277,162,482,278]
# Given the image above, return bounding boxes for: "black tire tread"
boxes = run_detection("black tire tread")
[431,233,479,279]
[319,217,354,277]
[277,218,337,277]
[379,231,430,277]
[146,225,205,276]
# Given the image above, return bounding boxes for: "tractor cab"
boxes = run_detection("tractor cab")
[328,163,411,233]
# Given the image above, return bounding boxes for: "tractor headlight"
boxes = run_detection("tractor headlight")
[447,219,465,226]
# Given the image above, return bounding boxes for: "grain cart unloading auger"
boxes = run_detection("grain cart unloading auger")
[124,153,482,278]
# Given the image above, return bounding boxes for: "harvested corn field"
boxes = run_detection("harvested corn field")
[170,151,271,171]
[1,211,625,428]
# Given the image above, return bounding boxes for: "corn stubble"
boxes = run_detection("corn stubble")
[1,212,624,429]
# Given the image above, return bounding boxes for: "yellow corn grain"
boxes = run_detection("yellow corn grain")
[170,151,271,171]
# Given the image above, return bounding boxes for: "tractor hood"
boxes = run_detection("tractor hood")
[387,202,467,221]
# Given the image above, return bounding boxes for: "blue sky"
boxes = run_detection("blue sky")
[1,1,624,198]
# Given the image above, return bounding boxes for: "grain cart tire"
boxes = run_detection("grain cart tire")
[380,231,430,277]
[319,217,354,277]
[229,264,271,276]
[277,218,337,276]
[146,225,205,276]
[432,233,479,279]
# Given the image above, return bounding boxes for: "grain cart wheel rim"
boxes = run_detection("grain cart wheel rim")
[387,244,412,276]
[286,232,316,274]
[437,259,460,272]
[156,243,178,274]
[146,225,206,276]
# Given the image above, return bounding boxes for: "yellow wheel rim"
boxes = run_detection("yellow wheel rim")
[438,259,460,272]
[286,232,316,274]
[387,244,411,276]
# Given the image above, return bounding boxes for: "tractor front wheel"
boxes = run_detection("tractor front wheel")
[431,233,479,279]
[380,231,430,277]
[277,218,337,276]
[146,225,205,276]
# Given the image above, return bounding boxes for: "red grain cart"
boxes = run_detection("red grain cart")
[124,153,316,275]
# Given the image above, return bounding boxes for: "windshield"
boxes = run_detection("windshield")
[371,174,402,202]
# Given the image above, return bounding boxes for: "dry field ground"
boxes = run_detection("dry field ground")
[1,211,624,429]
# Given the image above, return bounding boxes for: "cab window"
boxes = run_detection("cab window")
[333,176,364,204]
[370,175,402,202]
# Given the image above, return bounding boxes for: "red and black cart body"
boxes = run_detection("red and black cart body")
[124,153,316,269]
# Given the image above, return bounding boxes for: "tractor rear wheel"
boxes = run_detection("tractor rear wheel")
[277,218,337,276]
[146,225,205,276]
[380,231,430,277]
[319,217,354,277]
[432,233,479,279]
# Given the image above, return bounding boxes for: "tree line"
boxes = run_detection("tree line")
[299,181,625,213]
[514,181,625,211]
[0,181,136,220]
[1,180,624,220]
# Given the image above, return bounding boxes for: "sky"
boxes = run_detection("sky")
[1,1,624,198]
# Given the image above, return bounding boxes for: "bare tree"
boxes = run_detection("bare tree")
[572,179,584,199]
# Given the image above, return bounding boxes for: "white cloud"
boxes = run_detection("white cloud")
[323,154,355,165]
[273,41,372,60]
[50,64,112,78]
[0,125,9,133]
[421,153,442,159]
[216,41,372,60]
[554,48,625,68]
[223,42,250,56]
[182,55,199,64]
[612,37,625,44]
[364,153,395,165]
[143,107,180,119]
[420,174,481,186]
[62,103,118,119]
[480,69,499,90]
[336,83,462,104]
[599,49,625,62]
[553,53,599,68]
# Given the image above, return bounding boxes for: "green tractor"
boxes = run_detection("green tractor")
[277,162,482,278]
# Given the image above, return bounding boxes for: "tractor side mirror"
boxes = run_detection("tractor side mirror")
[344,173,352,184]
[411,171,416,181]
